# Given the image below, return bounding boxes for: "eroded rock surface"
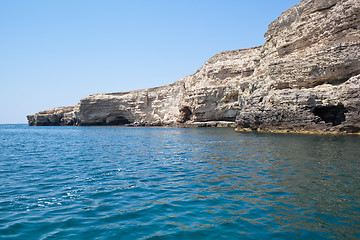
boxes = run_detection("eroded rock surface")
[27,0,360,134]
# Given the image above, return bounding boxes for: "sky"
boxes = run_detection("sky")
[0,0,299,124]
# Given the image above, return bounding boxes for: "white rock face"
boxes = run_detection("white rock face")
[234,0,360,133]
[75,82,184,126]
[27,0,360,133]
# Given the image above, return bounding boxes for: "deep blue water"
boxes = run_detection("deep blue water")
[0,124,360,239]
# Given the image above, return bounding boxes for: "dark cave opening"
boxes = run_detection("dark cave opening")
[105,116,131,125]
[312,104,347,126]
[178,106,192,123]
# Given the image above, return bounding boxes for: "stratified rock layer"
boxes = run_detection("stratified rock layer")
[27,0,360,134]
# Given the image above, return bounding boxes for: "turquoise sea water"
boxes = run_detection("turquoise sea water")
[0,124,360,239]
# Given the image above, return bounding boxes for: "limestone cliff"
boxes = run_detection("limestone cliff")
[27,0,360,134]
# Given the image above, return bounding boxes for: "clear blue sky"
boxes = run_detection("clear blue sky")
[0,0,299,124]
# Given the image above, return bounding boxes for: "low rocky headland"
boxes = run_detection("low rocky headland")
[27,0,360,134]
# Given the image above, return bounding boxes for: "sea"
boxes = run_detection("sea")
[0,124,359,239]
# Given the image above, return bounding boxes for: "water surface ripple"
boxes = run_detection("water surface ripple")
[0,125,359,239]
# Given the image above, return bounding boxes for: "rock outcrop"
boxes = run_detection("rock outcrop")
[27,0,360,134]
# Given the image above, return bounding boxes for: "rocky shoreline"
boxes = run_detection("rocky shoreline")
[27,0,360,134]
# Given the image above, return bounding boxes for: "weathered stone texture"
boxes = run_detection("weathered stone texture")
[27,0,360,134]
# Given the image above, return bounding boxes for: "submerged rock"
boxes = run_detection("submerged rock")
[27,0,360,134]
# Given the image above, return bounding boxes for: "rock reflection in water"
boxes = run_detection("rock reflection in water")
[181,130,360,238]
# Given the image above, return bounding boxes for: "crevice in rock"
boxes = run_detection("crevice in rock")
[243,69,255,77]
[312,104,347,126]
[213,68,255,80]
[339,125,360,133]
[312,71,360,87]
[178,106,192,123]
[311,2,337,13]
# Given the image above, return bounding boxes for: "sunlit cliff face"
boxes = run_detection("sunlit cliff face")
[27,0,360,134]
